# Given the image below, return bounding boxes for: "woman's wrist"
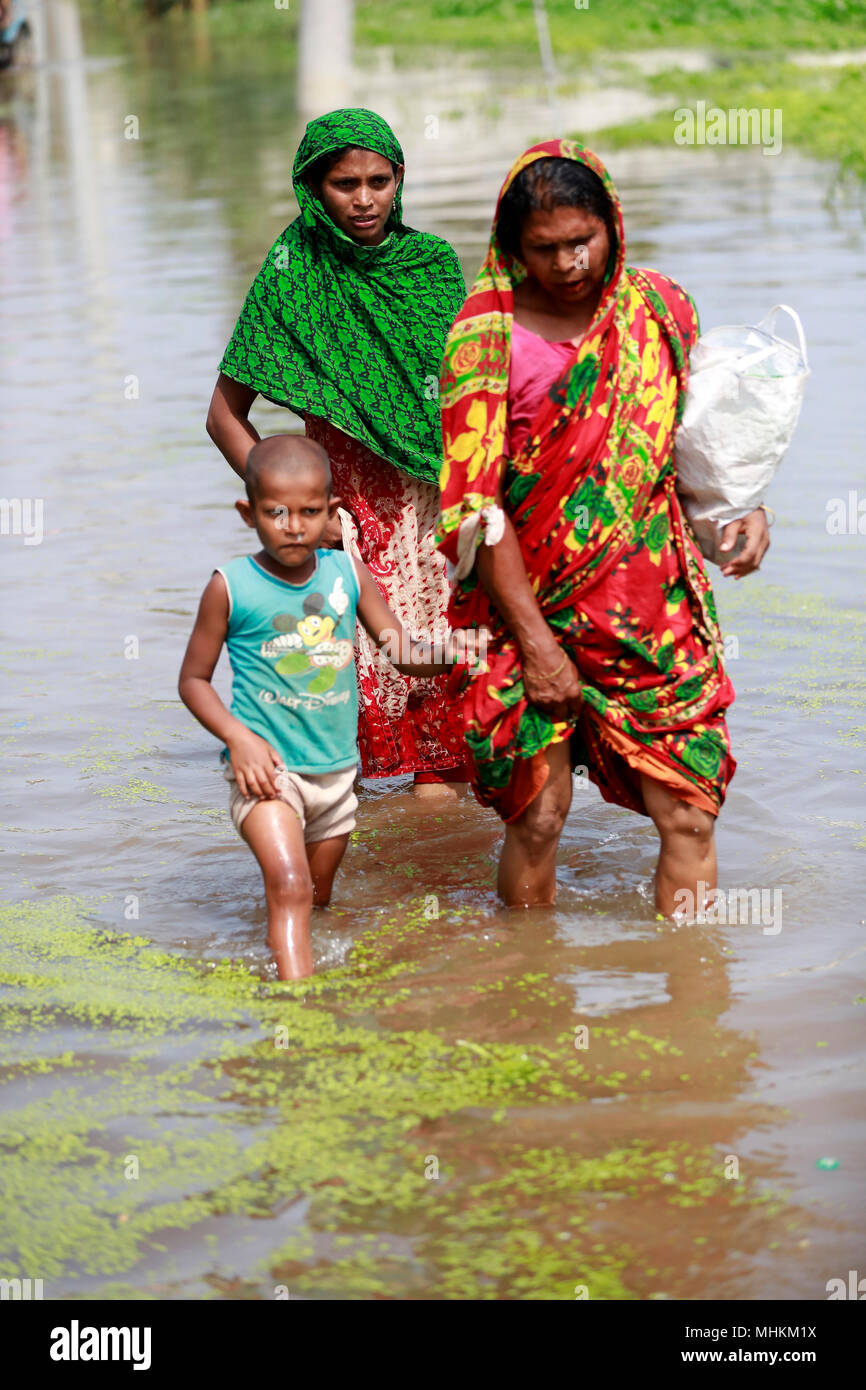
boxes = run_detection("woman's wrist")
[530,651,567,681]
[517,625,561,665]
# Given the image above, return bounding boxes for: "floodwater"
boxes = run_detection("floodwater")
[1,2,864,1300]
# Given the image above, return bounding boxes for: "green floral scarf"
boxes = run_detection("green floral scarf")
[219,108,466,483]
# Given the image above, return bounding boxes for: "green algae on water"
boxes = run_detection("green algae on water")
[0,896,800,1298]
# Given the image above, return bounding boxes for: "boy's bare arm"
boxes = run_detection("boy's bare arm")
[353,558,454,676]
[178,574,241,742]
[178,574,282,798]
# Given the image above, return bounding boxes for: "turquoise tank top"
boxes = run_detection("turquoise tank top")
[216,552,360,774]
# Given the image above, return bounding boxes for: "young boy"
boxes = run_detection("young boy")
[179,434,468,981]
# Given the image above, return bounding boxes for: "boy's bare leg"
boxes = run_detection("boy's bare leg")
[640,772,717,917]
[240,800,314,979]
[497,740,572,907]
[306,834,350,906]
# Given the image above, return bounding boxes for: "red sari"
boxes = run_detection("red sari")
[435,140,736,822]
[306,416,470,779]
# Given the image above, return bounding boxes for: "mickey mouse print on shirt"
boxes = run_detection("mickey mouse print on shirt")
[260,574,354,696]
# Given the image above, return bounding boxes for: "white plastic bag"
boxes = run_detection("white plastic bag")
[674,305,808,564]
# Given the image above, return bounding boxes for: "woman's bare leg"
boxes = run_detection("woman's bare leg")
[640,772,717,917]
[411,762,471,801]
[411,781,468,801]
[498,741,573,906]
[240,800,315,979]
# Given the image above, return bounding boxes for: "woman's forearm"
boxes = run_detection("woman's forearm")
[206,374,261,479]
[211,412,260,479]
[475,515,561,664]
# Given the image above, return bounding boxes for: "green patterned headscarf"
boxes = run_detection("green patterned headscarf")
[219,108,466,483]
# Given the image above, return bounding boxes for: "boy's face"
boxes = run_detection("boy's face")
[236,467,335,568]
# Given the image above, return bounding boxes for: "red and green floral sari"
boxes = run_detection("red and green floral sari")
[435,140,736,824]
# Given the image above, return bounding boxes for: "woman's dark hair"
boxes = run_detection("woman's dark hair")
[496,157,616,260]
[306,143,401,186]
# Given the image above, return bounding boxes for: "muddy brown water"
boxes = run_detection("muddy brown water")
[0,2,864,1300]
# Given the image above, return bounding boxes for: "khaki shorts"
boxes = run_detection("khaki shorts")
[223,760,358,843]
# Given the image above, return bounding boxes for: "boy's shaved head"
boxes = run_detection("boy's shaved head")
[245,435,332,502]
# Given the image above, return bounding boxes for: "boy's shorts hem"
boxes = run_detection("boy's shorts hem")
[224,762,358,843]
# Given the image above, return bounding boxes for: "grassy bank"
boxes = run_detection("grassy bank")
[597,60,866,181]
[101,0,866,56]
[363,0,865,55]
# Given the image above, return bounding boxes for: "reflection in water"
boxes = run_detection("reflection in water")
[46,0,113,360]
[297,0,353,121]
[0,115,25,238]
[0,0,864,1300]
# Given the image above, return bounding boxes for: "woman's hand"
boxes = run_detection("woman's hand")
[719,508,771,579]
[523,648,583,722]
[319,500,355,550]
[226,729,284,800]
[320,504,347,549]
[320,514,344,549]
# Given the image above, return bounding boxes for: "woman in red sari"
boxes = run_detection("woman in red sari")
[436,141,770,913]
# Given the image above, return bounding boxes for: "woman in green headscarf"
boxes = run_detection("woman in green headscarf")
[207,109,471,796]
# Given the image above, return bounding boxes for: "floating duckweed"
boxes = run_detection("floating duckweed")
[0,895,796,1297]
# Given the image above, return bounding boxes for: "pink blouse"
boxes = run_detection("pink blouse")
[507,318,581,456]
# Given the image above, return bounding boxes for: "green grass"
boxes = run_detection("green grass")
[101,0,866,55]
[356,0,866,56]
